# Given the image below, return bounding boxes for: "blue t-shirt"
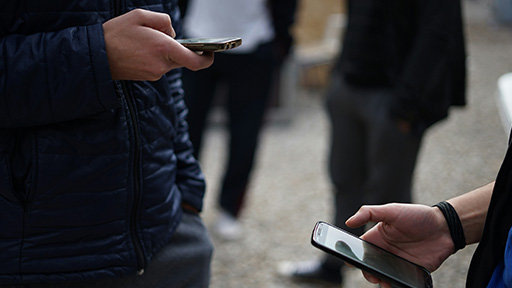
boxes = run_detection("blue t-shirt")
[466,136,512,287]
[487,226,512,287]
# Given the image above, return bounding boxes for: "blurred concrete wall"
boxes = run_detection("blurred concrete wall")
[292,0,344,46]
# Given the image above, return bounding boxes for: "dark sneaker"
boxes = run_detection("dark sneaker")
[278,260,343,285]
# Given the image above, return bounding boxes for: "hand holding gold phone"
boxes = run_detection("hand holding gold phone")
[176,37,242,52]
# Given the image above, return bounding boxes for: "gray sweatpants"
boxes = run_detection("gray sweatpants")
[9,212,213,288]
[323,71,423,269]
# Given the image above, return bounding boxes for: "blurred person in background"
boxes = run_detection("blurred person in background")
[179,0,297,240]
[279,0,466,285]
[0,1,214,287]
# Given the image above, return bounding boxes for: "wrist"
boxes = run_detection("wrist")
[433,201,466,253]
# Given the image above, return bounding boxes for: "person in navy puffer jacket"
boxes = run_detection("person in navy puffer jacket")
[0,1,214,287]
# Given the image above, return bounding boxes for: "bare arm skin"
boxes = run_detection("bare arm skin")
[447,181,493,245]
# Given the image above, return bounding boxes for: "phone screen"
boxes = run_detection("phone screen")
[311,222,432,288]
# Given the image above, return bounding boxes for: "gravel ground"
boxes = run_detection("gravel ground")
[196,1,512,287]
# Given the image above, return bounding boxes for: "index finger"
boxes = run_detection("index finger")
[136,9,176,38]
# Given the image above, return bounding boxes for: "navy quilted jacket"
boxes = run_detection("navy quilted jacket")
[0,0,206,284]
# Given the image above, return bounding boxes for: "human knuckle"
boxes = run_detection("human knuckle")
[131,8,145,18]
[165,13,172,25]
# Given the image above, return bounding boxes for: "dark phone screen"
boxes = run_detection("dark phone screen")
[312,222,432,288]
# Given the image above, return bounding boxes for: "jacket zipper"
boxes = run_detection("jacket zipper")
[114,0,146,276]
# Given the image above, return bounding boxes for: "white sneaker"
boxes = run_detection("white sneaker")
[277,260,343,285]
[212,211,242,241]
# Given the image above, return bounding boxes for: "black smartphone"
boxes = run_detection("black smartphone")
[176,37,242,52]
[311,221,433,288]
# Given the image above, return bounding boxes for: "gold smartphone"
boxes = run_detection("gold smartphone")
[176,37,242,52]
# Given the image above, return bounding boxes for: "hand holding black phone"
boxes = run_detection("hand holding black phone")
[311,221,433,288]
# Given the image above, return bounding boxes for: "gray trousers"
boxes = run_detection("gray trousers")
[8,212,213,288]
[323,71,423,269]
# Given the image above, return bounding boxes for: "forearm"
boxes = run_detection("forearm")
[447,182,494,245]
